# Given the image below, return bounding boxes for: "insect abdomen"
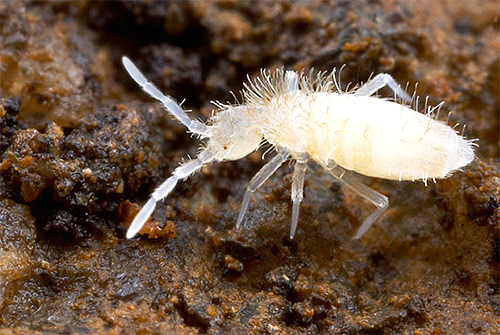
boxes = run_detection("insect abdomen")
[306,94,475,181]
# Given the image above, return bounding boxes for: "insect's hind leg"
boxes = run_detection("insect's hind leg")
[326,166,388,239]
[126,149,215,239]
[122,56,208,136]
[236,150,289,229]
[354,73,411,103]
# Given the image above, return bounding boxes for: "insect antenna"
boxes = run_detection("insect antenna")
[122,56,208,136]
[126,149,216,239]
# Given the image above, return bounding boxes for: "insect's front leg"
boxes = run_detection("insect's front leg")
[236,149,289,229]
[354,73,411,103]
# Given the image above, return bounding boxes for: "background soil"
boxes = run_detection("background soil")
[0,1,499,334]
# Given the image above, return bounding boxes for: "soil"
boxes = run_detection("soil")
[0,1,499,334]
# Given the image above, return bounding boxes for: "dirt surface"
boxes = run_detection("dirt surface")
[0,1,499,334]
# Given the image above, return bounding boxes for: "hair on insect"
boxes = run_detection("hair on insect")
[121,56,477,240]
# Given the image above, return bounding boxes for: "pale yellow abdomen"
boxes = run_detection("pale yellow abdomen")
[302,93,475,181]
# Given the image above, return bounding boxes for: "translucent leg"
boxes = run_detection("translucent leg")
[236,150,289,229]
[126,149,215,239]
[122,56,208,136]
[290,159,307,239]
[284,70,300,92]
[326,165,389,239]
[354,73,411,103]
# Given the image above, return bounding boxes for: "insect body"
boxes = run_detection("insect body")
[122,56,476,240]
[258,91,474,182]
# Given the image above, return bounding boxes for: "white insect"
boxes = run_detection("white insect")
[121,56,476,240]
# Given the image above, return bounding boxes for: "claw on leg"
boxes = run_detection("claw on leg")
[236,189,253,229]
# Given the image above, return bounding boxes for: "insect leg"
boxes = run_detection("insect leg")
[236,150,289,229]
[290,158,307,239]
[326,166,389,239]
[126,149,215,239]
[354,73,411,103]
[284,70,300,92]
[122,56,208,136]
